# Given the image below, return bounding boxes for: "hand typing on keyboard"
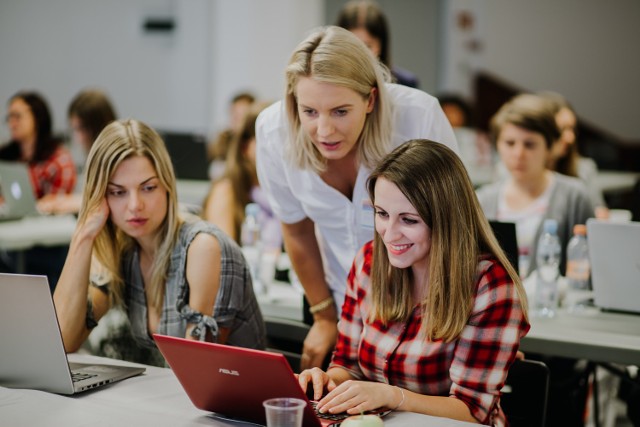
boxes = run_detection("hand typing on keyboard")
[298,367,402,416]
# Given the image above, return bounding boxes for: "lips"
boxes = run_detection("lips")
[320,141,341,151]
[127,218,148,226]
[387,243,413,255]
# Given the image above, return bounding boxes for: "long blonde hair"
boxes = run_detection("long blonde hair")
[80,119,181,311]
[284,25,393,173]
[366,140,527,341]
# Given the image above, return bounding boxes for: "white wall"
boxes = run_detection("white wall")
[0,0,323,141]
[0,0,212,138]
[209,0,323,133]
[440,0,640,141]
[1,0,638,142]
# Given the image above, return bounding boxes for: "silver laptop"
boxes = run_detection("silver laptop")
[587,219,640,314]
[0,273,145,394]
[0,161,40,219]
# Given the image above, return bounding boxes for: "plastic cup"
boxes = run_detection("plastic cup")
[263,397,306,427]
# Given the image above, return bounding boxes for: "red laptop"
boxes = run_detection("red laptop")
[153,334,388,426]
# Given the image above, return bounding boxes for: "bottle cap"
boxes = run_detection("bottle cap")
[543,219,558,234]
[573,224,587,236]
[245,203,260,217]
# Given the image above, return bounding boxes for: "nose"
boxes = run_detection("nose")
[382,217,402,242]
[316,114,334,139]
[513,142,526,159]
[127,191,144,212]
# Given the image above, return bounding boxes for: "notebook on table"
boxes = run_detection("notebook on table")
[587,219,640,315]
[0,161,40,220]
[0,273,145,394]
[153,334,390,427]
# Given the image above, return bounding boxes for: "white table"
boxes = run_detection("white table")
[177,179,210,207]
[595,170,640,194]
[257,281,305,322]
[0,354,477,427]
[0,214,77,272]
[521,308,640,366]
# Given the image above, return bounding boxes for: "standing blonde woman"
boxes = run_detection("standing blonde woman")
[54,119,265,364]
[299,140,528,425]
[256,26,457,369]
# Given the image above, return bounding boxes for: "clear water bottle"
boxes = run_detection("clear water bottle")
[565,224,591,311]
[534,219,561,318]
[241,203,266,294]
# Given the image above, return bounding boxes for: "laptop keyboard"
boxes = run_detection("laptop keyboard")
[72,372,98,383]
[311,401,350,422]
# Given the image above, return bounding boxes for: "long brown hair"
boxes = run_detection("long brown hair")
[538,91,579,177]
[67,89,117,146]
[204,104,264,241]
[366,140,527,341]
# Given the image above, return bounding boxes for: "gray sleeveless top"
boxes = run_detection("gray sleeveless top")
[123,219,266,360]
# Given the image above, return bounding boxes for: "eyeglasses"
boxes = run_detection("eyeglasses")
[5,112,25,123]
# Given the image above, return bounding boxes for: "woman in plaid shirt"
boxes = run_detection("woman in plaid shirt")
[299,140,529,425]
[2,91,76,198]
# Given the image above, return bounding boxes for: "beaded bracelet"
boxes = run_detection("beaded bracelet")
[308,296,334,314]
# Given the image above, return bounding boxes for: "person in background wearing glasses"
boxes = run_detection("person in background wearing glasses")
[1,91,76,199]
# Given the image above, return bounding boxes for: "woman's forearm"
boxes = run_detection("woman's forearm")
[53,228,99,352]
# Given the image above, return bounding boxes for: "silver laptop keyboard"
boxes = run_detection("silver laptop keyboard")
[71,372,98,383]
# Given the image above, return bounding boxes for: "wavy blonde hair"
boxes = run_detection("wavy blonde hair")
[80,119,181,311]
[284,25,393,173]
[366,140,528,341]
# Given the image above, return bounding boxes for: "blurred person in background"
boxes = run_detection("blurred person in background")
[336,0,419,88]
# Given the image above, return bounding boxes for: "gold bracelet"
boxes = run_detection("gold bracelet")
[393,386,405,411]
[308,296,334,314]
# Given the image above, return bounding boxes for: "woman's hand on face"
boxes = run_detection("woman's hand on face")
[81,198,110,239]
[317,381,397,415]
[301,318,338,370]
[297,367,336,401]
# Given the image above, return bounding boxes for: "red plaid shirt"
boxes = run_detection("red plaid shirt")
[28,146,77,198]
[330,241,529,426]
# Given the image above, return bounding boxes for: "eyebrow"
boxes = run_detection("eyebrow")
[107,176,158,188]
[373,205,420,216]
[298,103,354,110]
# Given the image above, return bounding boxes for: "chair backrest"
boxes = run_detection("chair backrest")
[501,359,550,427]
[264,316,310,373]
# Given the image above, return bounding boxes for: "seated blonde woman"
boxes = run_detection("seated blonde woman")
[53,119,266,366]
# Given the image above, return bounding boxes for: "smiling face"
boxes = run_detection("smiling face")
[6,98,36,143]
[295,77,375,162]
[106,155,168,243]
[374,177,431,279]
[497,123,550,183]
